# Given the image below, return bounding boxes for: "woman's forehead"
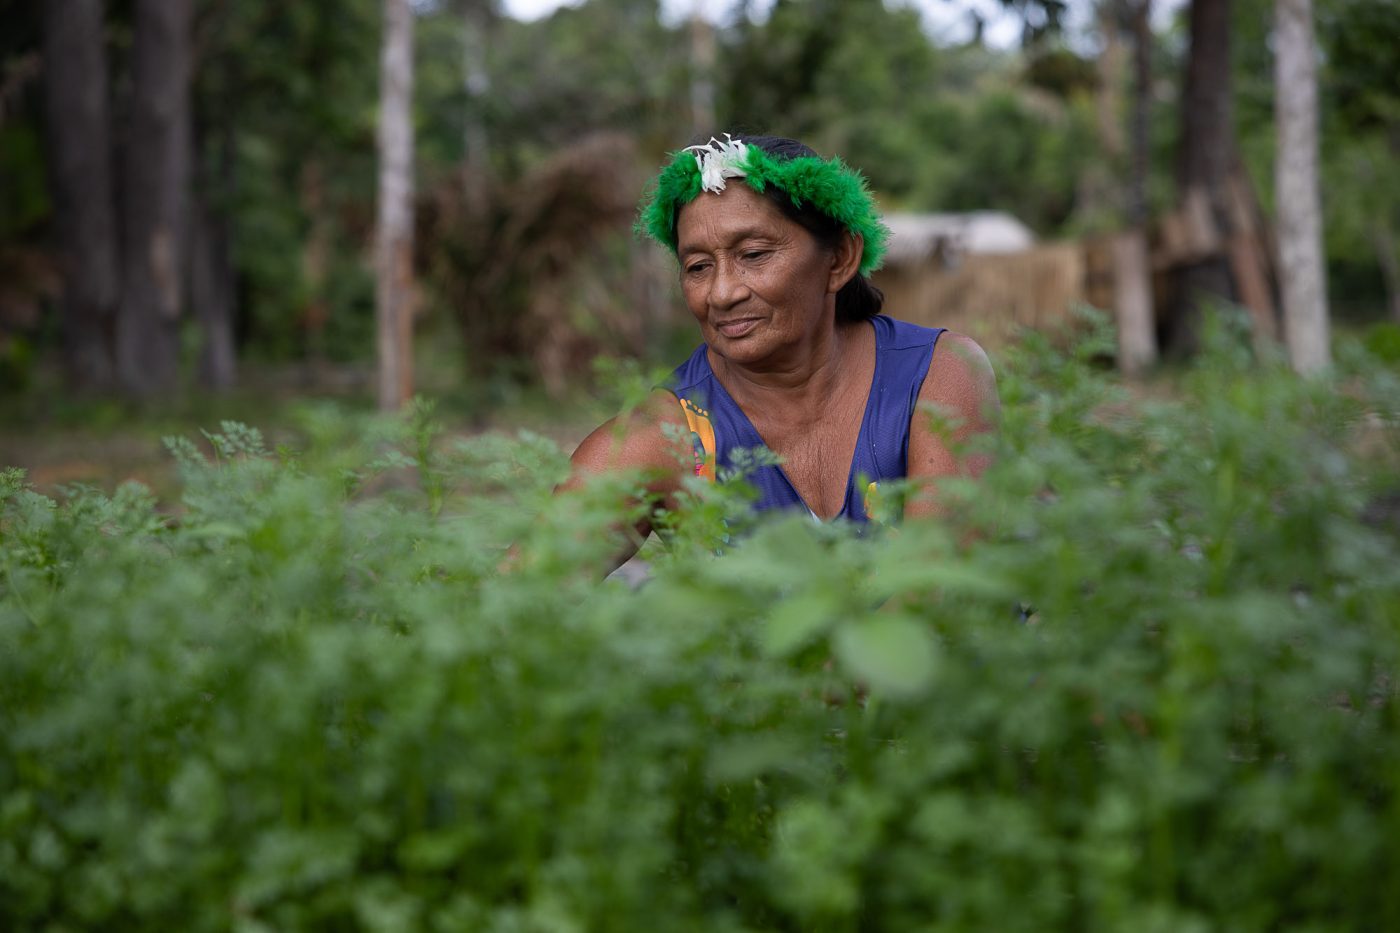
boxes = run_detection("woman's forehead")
[675,185,797,251]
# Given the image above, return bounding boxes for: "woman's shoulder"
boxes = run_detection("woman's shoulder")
[903,330,1000,516]
[919,330,999,419]
[566,388,692,487]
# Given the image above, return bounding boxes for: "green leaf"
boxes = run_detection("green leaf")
[833,614,938,697]
[707,734,805,783]
[763,590,837,657]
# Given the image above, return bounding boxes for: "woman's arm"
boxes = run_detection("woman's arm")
[904,333,1001,520]
[556,389,693,569]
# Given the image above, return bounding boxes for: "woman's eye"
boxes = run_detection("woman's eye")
[742,250,770,262]
[684,262,711,276]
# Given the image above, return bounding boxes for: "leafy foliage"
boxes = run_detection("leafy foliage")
[2,324,1399,929]
[195,0,383,361]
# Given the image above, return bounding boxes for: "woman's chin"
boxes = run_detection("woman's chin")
[709,333,769,363]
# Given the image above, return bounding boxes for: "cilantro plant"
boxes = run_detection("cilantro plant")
[2,320,1398,930]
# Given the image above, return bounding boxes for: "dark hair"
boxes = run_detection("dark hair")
[685,133,885,323]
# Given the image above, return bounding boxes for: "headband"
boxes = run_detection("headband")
[637,135,890,276]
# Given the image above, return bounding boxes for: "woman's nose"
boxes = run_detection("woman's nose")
[709,256,749,309]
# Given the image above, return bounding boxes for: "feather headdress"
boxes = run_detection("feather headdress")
[684,134,751,193]
[637,136,890,276]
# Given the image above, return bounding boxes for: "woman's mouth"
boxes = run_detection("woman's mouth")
[715,318,760,338]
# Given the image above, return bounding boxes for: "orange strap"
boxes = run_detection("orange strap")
[678,396,716,482]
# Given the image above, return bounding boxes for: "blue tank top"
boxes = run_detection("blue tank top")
[665,315,945,523]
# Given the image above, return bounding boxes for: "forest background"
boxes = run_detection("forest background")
[0,0,1398,481]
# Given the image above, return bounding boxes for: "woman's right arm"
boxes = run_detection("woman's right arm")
[556,389,693,568]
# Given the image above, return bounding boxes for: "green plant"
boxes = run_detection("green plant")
[2,321,1397,930]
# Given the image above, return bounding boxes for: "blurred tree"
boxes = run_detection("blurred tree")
[413,0,689,392]
[1170,0,1237,353]
[721,0,947,198]
[1274,0,1328,373]
[718,0,1096,231]
[689,10,717,138]
[1,7,49,237]
[1124,0,1154,234]
[1318,0,1400,136]
[1318,0,1400,323]
[485,0,687,158]
[1003,0,1069,45]
[455,0,494,210]
[33,0,238,396]
[186,0,244,391]
[1092,0,1159,375]
[115,0,194,396]
[1023,43,1097,102]
[375,0,416,411]
[1234,0,1398,324]
[1,3,52,393]
[40,0,120,390]
[197,0,380,365]
[189,134,237,390]
[19,0,1394,398]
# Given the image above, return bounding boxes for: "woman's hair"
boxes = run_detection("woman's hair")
[687,134,885,323]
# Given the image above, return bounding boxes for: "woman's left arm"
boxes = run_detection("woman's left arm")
[904,332,1001,520]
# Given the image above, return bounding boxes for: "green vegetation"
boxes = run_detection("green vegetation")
[6,0,1397,400]
[3,320,1398,929]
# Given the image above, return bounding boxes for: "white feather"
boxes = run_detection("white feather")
[684,134,749,193]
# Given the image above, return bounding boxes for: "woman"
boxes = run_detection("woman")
[564,134,999,558]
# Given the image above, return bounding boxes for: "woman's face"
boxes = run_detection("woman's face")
[675,183,844,366]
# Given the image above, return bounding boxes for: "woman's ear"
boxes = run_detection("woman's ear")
[827,232,863,294]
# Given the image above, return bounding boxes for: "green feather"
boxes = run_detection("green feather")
[637,143,889,276]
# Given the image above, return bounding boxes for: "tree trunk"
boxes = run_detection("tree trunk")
[300,160,333,375]
[1114,0,1158,376]
[188,91,239,392]
[1171,0,1236,353]
[1352,151,1400,325]
[460,0,490,165]
[190,179,237,390]
[1374,219,1400,325]
[460,0,491,213]
[375,0,415,412]
[41,0,120,390]
[117,0,194,397]
[1081,0,1126,230]
[1114,230,1157,376]
[1128,0,1152,232]
[689,12,717,137]
[1275,0,1329,373]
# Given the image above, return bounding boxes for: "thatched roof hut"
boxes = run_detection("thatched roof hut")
[875,212,1098,347]
[881,212,1035,266]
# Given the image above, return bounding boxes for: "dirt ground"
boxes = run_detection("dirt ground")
[0,364,601,500]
